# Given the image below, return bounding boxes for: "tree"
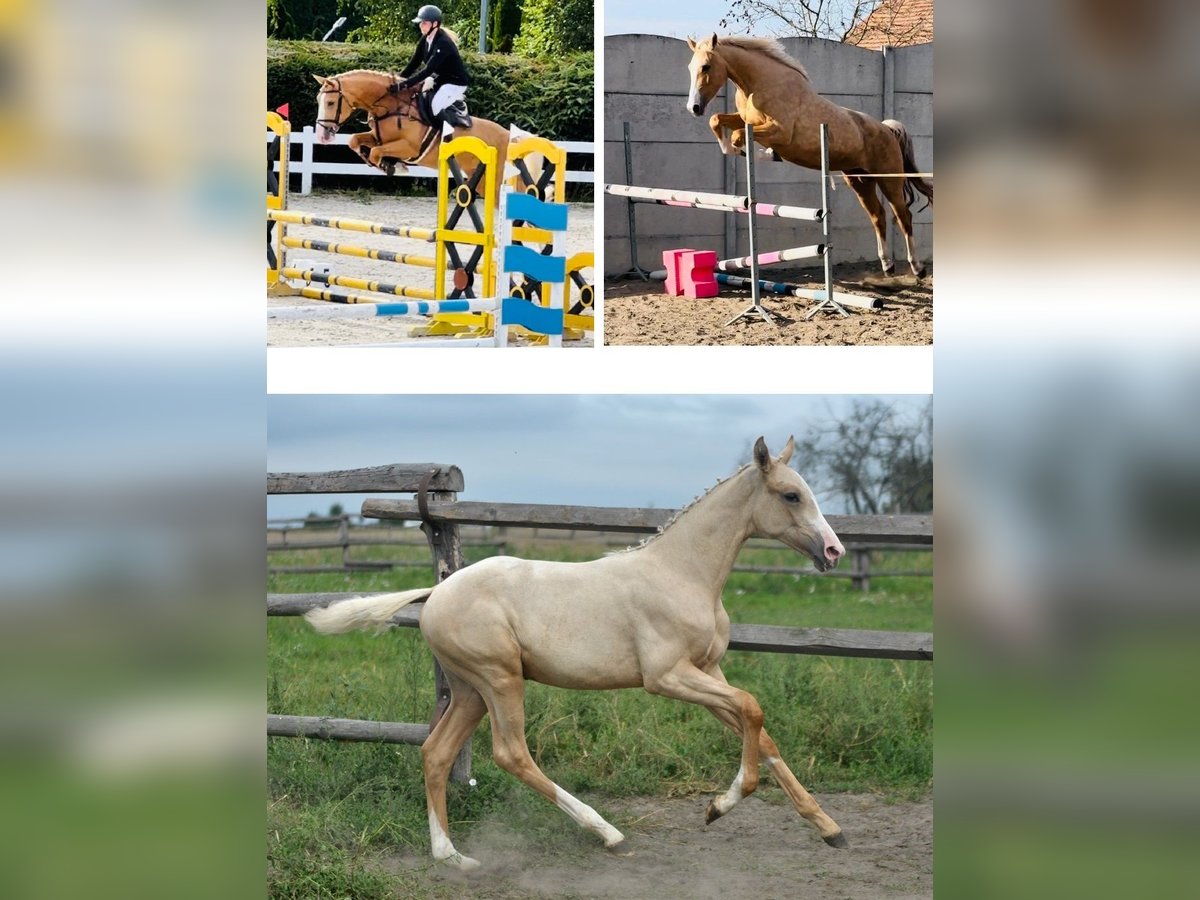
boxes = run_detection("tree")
[719,0,870,39]
[268,0,345,40]
[513,0,594,57]
[791,399,932,514]
[719,0,931,46]
[487,0,523,54]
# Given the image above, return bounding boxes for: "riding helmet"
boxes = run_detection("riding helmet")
[412,5,442,23]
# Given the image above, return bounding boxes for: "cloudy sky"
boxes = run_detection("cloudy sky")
[267,394,927,521]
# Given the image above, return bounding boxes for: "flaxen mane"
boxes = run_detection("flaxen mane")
[616,463,756,553]
[719,35,810,81]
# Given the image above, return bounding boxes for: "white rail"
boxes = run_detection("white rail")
[270,126,594,194]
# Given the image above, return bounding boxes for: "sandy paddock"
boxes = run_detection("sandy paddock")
[603,262,931,346]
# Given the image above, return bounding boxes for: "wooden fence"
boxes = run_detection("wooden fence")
[268,513,930,590]
[267,463,934,778]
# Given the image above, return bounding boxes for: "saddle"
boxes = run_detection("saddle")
[414,89,472,130]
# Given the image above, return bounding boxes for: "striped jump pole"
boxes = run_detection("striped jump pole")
[280,236,436,268]
[268,298,497,321]
[712,273,879,310]
[605,183,749,210]
[278,267,435,301]
[712,243,824,272]
[622,195,823,222]
[644,269,878,310]
[268,209,435,241]
[646,242,826,279]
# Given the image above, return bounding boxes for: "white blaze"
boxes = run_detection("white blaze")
[686,61,701,112]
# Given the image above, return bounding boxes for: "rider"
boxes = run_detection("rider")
[392,6,470,140]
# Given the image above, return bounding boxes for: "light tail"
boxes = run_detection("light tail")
[303,588,434,634]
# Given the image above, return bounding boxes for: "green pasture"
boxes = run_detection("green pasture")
[267,540,932,898]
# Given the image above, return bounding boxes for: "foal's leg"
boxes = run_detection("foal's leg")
[643,662,764,822]
[702,666,847,847]
[844,175,895,277]
[421,671,488,870]
[879,176,928,278]
[482,673,626,849]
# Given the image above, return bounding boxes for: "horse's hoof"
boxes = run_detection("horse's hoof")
[443,852,481,873]
[605,839,634,858]
[823,831,850,849]
[383,163,395,177]
[881,263,896,278]
[914,265,928,280]
[704,800,724,825]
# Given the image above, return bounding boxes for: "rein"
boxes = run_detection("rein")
[367,81,439,165]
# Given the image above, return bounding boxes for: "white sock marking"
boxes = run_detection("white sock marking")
[554,786,625,847]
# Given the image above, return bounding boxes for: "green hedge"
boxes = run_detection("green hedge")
[267,40,593,142]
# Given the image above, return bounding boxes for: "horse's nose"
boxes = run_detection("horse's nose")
[824,541,844,566]
[689,102,702,116]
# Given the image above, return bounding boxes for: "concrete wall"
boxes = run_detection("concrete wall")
[603,35,933,276]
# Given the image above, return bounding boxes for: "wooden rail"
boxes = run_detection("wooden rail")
[268,464,464,495]
[268,594,933,661]
[360,499,932,544]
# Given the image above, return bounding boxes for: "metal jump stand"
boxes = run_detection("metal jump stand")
[725,122,773,327]
[613,121,848,322]
[615,122,653,280]
[804,124,848,319]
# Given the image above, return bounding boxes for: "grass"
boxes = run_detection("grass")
[267,540,931,894]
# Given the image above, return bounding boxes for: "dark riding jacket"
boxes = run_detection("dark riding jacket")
[399,29,470,90]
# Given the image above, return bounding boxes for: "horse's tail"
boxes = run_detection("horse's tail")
[883,119,933,209]
[303,588,434,635]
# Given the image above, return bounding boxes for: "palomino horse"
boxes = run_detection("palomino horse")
[312,70,515,180]
[305,437,849,871]
[685,35,933,278]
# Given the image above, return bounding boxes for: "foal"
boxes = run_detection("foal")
[305,436,849,870]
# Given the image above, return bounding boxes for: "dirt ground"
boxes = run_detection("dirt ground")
[267,194,594,348]
[387,790,932,899]
[603,263,931,346]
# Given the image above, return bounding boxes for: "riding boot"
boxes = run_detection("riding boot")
[417,90,435,127]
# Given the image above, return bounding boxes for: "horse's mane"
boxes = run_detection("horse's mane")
[718,35,810,81]
[614,462,755,554]
[331,68,391,80]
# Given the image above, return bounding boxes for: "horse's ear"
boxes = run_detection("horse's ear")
[753,436,771,472]
[686,36,696,51]
[312,74,330,87]
[778,436,795,465]
[711,33,719,48]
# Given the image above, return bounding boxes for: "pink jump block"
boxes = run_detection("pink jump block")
[662,248,719,299]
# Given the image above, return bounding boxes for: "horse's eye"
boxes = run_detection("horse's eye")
[701,64,710,73]
[783,492,800,503]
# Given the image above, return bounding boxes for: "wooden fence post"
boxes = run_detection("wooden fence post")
[853,549,871,593]
[338,514,351,570]
[421,485,471,783]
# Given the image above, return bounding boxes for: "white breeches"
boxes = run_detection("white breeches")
[431,83,466,115]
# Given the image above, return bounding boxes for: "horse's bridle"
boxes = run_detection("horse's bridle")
[316,79,350,135]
